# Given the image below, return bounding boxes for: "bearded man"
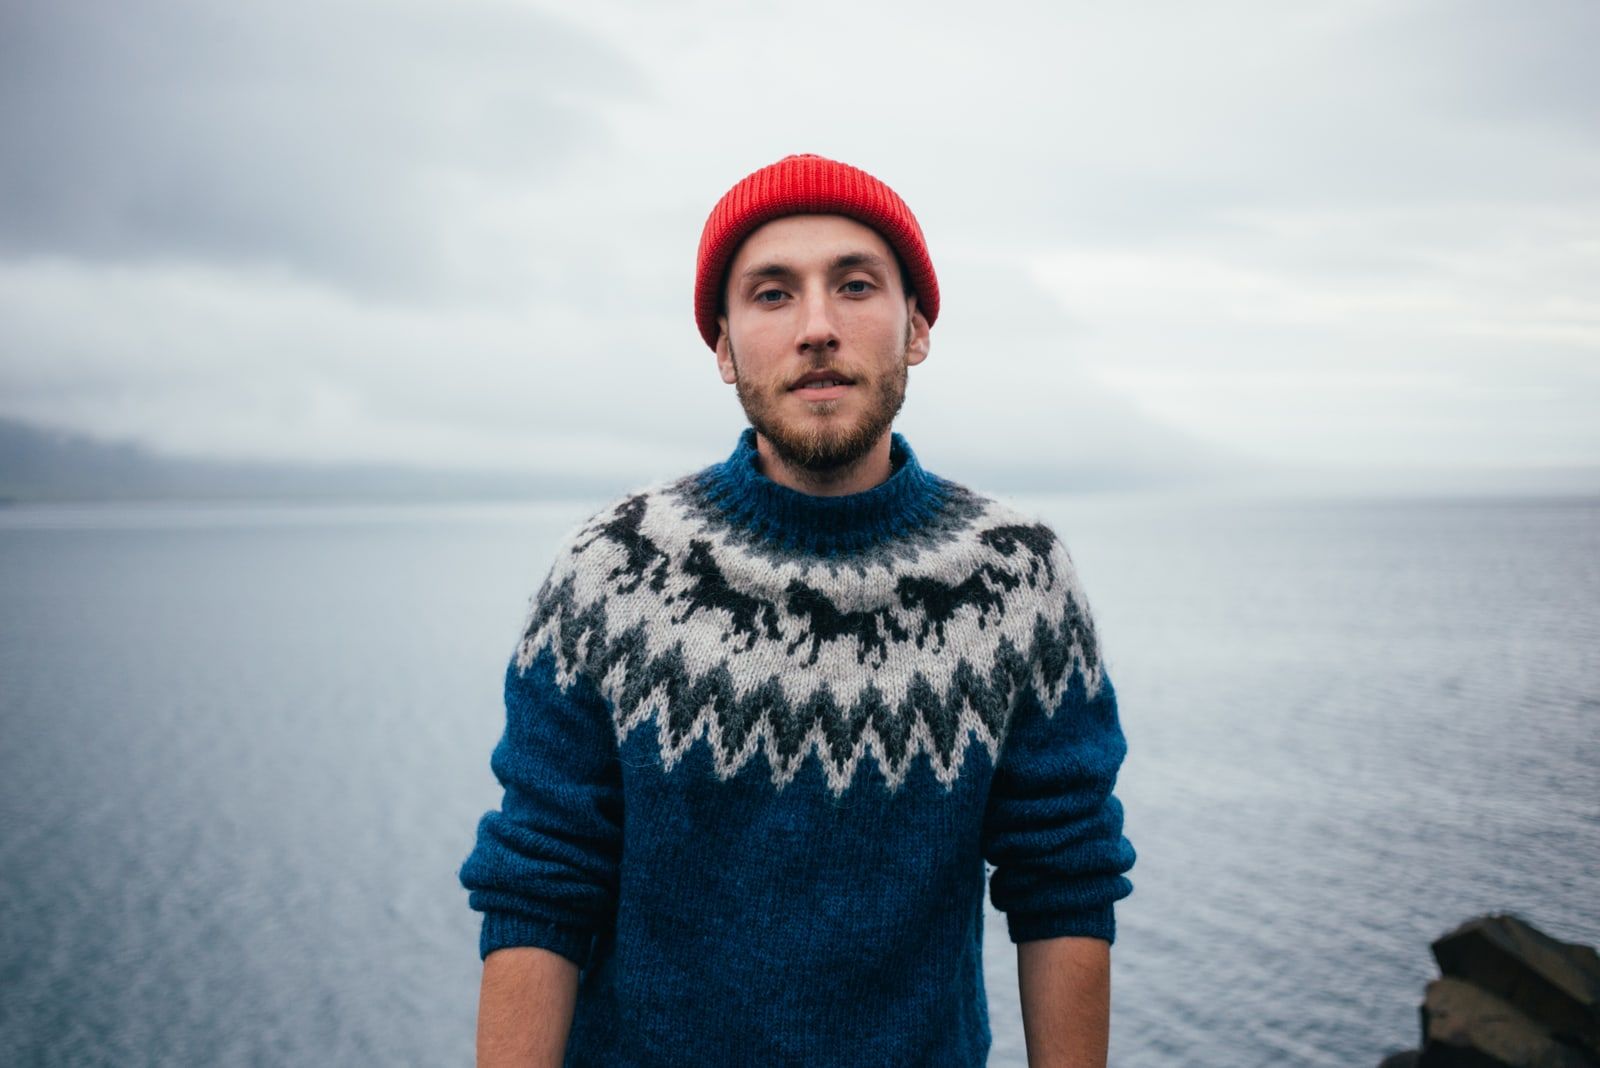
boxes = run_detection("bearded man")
[460,154,1136,1067]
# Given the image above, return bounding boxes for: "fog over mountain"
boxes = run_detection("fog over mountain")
[0,418,619,503]
[4,416,1593,505]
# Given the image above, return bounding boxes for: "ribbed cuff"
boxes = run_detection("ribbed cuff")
[1007,903,1117,946]
[479,912,594,968]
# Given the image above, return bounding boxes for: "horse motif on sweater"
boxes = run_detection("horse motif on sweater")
[517,471,1102,794]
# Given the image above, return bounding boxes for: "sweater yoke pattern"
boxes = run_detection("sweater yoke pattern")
[514,438,1104,796]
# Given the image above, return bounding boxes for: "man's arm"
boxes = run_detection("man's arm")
[476,946,579,1067]
[459,548,625,1064]
[1017,936,1110,1068]
[981,542,1134,1064]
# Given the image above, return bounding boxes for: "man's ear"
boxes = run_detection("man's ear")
[715,316,738,384]
[905,298,931,367]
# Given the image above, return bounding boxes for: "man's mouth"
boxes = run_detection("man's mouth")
[791,370,856,392]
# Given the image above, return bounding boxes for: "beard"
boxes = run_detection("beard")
[730,324,911,475]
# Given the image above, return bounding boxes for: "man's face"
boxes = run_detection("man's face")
[715,214,931,474]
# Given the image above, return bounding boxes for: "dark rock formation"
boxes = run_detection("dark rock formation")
[1380,914,1600,1068]
[1432,915,1600,1060]
[1419,978,1591,1067]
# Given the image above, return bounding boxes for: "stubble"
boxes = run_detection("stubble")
[730,322,912,474]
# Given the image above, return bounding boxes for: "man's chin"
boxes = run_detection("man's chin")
[790,448,865,474]
[738,372,907,477]
[755,421,876,474]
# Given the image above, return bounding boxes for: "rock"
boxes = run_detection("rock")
[1379,1052,1421,1067]
[1418,978,1595,1067]
[1432,914,1600,1058]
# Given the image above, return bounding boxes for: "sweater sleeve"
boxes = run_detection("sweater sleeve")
[980,553,1135,946]
[458,562,623,968]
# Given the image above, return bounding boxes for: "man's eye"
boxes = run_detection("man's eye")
[755,289,786,303]
[842,280,872,294]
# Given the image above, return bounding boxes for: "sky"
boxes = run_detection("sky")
[1,0,1597,495]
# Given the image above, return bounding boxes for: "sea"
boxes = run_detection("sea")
[1,492,1596,1067]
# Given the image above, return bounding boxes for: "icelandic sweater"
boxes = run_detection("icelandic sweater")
[459,428,1136,1067]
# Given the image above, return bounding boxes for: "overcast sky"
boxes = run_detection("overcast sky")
[1,0,1596,494]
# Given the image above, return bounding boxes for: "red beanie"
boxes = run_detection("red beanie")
[693,154,939,350]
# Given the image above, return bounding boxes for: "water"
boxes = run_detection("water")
[1,495,1596,1067]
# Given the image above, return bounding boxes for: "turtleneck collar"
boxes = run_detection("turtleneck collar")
[693,427,949,556]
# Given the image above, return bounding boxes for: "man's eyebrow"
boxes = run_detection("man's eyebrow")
[830,251,892,273]
[739,262,795,282]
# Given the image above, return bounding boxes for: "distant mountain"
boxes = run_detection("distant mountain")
[5,417,1593,505]
[0,418,619,503]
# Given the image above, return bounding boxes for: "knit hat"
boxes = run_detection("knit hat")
[694,154,940,350]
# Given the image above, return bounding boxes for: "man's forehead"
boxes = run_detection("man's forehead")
[729,214,897,272]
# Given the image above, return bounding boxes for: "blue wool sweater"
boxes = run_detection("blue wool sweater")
[459,429,1135,1066]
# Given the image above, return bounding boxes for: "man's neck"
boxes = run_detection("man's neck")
[753,431,895,497]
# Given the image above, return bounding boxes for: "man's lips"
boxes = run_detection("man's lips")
[790,370,856,397]
[792,382,851,401]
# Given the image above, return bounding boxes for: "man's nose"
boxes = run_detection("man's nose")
[795,289,839,352]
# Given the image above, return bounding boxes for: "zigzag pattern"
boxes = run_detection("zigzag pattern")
[516,479,1102,795]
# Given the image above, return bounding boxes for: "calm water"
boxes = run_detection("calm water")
[1,494,1596,1067]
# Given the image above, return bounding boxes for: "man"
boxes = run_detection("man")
[460,154,1136,1067]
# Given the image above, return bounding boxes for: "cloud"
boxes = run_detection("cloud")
[0,0,1595,489]
[1026,203,1600,468]
[0,0,639,294]
[0,255,722,476]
